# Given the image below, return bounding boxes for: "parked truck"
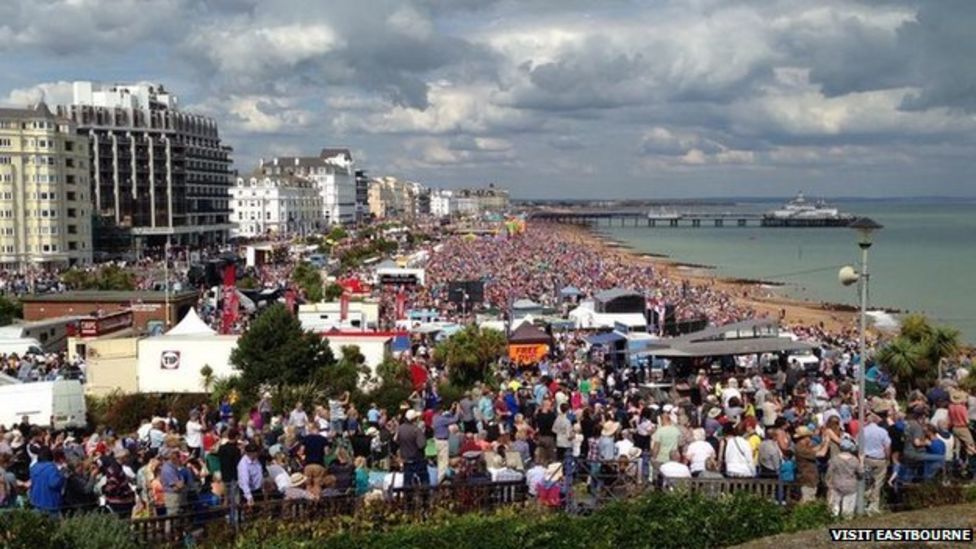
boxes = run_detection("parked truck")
[0,379,87,430]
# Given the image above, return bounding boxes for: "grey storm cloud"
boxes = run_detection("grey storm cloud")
[0,0,974,197]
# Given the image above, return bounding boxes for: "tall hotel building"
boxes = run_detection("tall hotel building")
[0,103,93,268]
[56,82,234,250]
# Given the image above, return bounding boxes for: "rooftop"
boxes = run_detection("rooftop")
[20,290,199,303]
[0,102,58,120]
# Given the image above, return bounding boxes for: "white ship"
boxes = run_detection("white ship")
[762,192,855,227]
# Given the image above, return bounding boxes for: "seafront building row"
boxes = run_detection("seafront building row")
[0,81,510,267]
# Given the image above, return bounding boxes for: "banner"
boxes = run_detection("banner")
[340,292,350,321]
[395,290,406,320]
[508,343,549,365]
[220,264,238,334]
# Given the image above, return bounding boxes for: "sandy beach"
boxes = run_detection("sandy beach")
[560,223,859,334]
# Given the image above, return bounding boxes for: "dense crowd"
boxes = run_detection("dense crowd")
[0,220,973,524]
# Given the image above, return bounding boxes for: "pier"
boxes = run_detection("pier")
[528,210,766,228]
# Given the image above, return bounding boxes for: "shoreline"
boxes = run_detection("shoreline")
[570,223,860,333]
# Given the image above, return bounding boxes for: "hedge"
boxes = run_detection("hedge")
[230,492,836,549]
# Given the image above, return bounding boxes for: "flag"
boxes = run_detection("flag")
[395,289,406,320]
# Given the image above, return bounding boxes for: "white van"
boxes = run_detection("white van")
[0,338,45,357]
[0,379,87,430]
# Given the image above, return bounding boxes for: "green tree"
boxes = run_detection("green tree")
[324,282,344,301]
[877,315,962,393]
[230,304,335,391]
[317,345,368,397]
[62,265,134,291]
[291,261,324,302]
[327,226,348,242]
[95,265,136,291]
[433,325,506,387]
[0,296,21,326]
[360,357,414,413]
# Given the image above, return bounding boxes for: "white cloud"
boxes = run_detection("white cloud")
[2,81,75,107]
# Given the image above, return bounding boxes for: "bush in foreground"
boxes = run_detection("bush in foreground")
[232,492,797,549]
[0,511,133,549]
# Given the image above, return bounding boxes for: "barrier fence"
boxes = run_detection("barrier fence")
[121,463,791,546]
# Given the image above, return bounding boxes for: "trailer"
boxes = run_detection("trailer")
[0,379,87,430]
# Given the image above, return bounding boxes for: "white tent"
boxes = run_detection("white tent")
[166,308,216,336]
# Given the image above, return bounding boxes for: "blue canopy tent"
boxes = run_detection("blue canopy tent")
[585,331,627,368]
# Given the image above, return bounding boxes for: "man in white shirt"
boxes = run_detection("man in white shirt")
[658,450,692,479]
[185,411,204,458]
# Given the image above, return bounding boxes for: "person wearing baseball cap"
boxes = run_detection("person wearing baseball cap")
[396,409,429,486]
[237,443,264,506]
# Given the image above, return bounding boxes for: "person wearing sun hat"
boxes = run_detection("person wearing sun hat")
[793,425,825,503]
[284,472,313,500]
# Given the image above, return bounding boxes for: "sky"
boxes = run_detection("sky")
[1,0,974,199]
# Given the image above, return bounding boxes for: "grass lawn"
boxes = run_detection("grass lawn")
[734,503,976,549]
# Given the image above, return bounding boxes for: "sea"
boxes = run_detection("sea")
[597,198,976,344]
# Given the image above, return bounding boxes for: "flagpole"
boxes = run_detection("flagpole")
[164,236,171,327]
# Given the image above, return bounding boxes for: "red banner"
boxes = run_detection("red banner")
[220,264,238,334]
[395,290,406,320]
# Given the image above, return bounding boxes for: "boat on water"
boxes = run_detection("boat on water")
[761,192,855,227]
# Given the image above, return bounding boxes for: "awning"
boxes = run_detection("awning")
[586,332,627,346]
[638,337,815,358]
[560,286,581,297]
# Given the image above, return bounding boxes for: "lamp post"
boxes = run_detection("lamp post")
[848,217,883,515]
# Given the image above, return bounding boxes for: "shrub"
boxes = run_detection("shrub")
[783,501,835,533]
[87,391,210,432]
[0,509,57,549]
[233,491,789,549]
[54,513,134,549]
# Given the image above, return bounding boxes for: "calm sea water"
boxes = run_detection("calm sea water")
[599,199,976,343]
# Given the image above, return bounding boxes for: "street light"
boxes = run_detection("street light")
[839,217,883,515]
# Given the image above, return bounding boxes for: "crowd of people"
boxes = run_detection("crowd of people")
[0,219,973,525]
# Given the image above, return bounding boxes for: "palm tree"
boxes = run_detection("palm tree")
[925,326,961,374]
[200,364,215,393]
[899,313,933,344]
[877,338,923,394]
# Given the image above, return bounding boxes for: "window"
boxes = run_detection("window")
[67,208,76,218]
[66,192,76,201]
[0,138,10,148]
[0,157,9,165]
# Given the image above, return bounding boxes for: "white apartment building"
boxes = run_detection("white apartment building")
[430,189,457,217]
[258,148,356,226]
[230,173,323,238]
[0,103,93,269]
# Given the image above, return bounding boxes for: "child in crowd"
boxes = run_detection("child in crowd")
[778,449,796,505]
